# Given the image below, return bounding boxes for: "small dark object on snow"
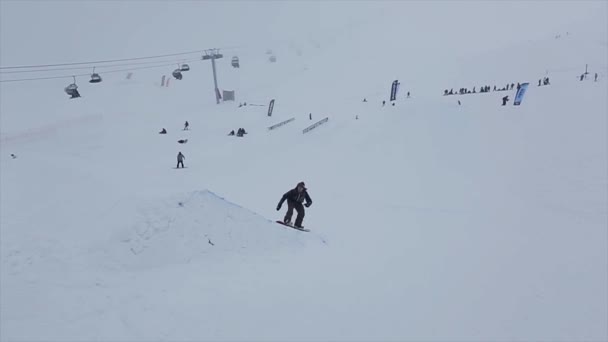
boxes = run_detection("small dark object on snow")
[178,139,188,144]
[159,128,167,134]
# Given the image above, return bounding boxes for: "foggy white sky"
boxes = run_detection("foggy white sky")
[1,1,606,67]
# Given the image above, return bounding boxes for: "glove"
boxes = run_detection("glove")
[276,204,281,211]
[305,203,311,208]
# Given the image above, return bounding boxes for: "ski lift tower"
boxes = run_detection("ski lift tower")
[202,49,224,104]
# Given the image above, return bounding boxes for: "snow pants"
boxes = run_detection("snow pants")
[285,200,305,226]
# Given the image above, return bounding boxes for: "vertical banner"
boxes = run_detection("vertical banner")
[268,99,275,116]
[513,82,529,106]
[390,80,399,101]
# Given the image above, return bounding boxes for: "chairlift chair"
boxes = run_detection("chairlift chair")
[65,76,80,98]
[231,56,240,68]
[172,69,183,80]
[89,73,102,83]
[180,64,190,71]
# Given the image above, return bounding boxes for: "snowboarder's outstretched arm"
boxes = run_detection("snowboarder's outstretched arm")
[276,190,292,210]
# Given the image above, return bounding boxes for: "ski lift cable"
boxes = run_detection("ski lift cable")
[0,59,201,83]
[0,45,241,70]
[0,57,202,74]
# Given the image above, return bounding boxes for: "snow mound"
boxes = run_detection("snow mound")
[96,190,323,270]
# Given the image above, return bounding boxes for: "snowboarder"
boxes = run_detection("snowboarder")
[407,91,410,98]
[502,95,509,106]
[276,182,312,228]
[363,98,367,102]
[580,74,585,81]
[382,100,386,106]
[178,139,188,144]
[228,130,235,136]
[10,154,17,159]
[176,152,185,168]
[159,128,167,134]
[458,100,461,106]
[309,113,312,120]
[183,121,189,130]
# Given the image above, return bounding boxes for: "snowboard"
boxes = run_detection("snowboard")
[276,221,310,232]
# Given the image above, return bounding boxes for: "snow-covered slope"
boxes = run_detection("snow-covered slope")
[1,2,607,341]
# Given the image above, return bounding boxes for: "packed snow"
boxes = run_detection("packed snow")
[1,1,607,341]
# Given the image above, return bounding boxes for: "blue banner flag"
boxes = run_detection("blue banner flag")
[513,83,529,106]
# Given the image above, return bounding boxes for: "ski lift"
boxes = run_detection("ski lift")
[180,63,190,71]
[172,68,183,80]
[89,67,102,83]
[64,76,81,98]
[231,56,239,68]
[269,55,277,63]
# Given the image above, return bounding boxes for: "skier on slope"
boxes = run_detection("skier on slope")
[176,152,185,168]
[276,182,312,228]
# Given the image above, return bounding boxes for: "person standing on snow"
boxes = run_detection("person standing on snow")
[177,152,185,168]
[276,182,312,228]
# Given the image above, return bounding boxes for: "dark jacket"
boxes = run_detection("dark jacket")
[279,188,312,207]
